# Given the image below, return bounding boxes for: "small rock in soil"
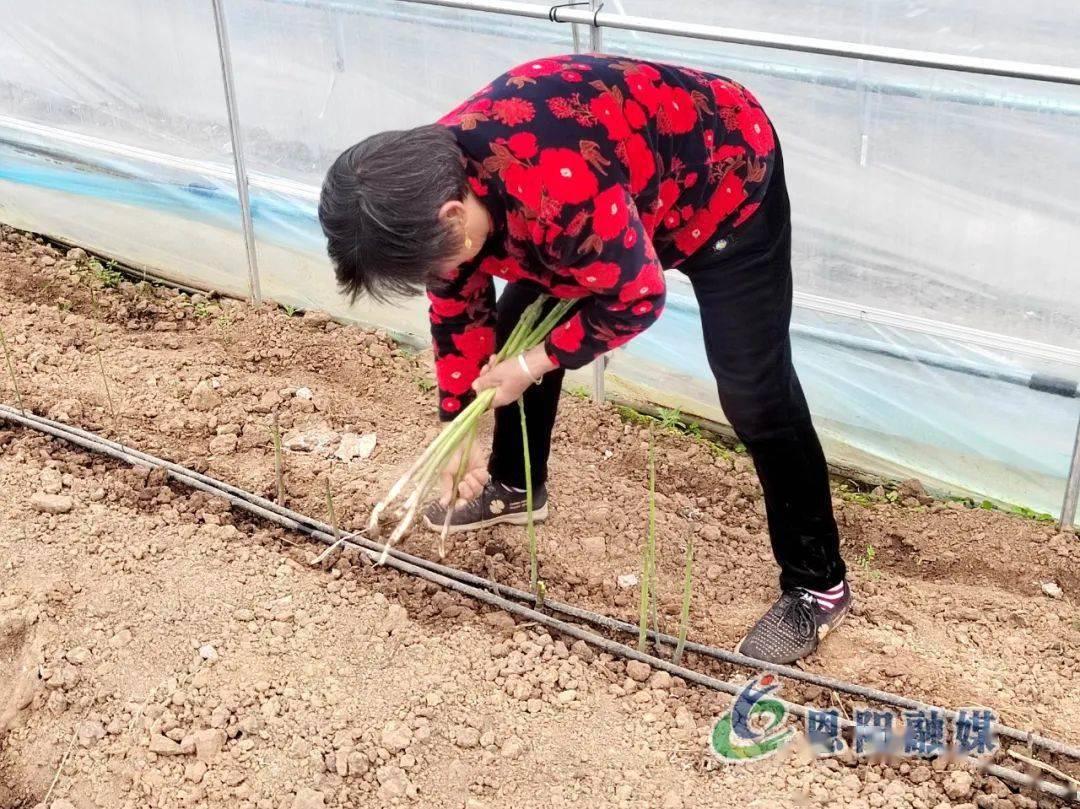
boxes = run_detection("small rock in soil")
[626,660,652,682]
[581,535,606,558]
[199,644,219,661]
[335,432,377,462]
[149,734,182,755]
[208,434,238,455]
[193,728,227,762]
[1041,581,1063,599]
[943,770,974,799]
[282,423,340,454]
[617,573,639,589]
[31,493,73,514]
[381,720,412,752]
[376,765,411,800]
[189,380,219,412]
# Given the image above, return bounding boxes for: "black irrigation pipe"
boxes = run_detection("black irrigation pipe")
[1,406,1076,803]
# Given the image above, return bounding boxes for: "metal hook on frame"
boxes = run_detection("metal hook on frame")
[547,0,588,23]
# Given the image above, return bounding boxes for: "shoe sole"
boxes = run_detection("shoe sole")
[734,596,853,664]
[422,504,549,535]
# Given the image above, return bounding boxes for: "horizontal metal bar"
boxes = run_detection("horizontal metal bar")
[396,0,1080,86]
[255,0,1080,117]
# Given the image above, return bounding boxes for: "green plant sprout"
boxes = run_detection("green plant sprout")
[312,477,345,566]
[856,544,880,579]
[369,296,575,562]
[567,384,591,400]
[282,304,298,317]
[0,323,25,414]
[638,433,658,652]
[413,375,436,393]
[518,399,542,604]
[87,258,123,289]
[673,534,694,665]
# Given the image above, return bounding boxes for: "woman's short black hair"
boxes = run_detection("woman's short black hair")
[318,124,467,302]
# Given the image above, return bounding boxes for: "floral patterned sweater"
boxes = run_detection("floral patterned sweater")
[430,53,776,419]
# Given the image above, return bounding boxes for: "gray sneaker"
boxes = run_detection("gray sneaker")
[736,582,853,665]
[422,479,548,535]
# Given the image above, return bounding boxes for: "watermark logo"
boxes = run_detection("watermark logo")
[709,674,998,764]
[710,674,795,763]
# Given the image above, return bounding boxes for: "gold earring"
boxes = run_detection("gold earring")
[464,235,473,250]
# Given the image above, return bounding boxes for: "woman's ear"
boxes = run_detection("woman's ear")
[438,198,467,226]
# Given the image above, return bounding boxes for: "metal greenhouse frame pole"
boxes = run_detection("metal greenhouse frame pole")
[211,0,263,304]
[1060,415,1080,530]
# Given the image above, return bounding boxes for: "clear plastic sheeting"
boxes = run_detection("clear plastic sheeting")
[1,0,1078,517]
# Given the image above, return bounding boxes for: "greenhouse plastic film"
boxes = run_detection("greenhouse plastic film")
[1,0,1079,516]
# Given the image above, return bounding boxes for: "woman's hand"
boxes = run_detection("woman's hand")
[472,345,556,408]
[440,440,489,507]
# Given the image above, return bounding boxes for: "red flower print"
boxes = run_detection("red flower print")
[592,185,629,240]
[589,94,631,141]
[736,105,774,156]
[492,97,536,127]
[636,63,661,81]
[508,131,538,159]
[468,176,488,197]
[435,354,476,395]
[460,268,491,298]
[708,171,748,219]
[683,171,698,187]
[623,228,638,248]
[607,332,636,349]
[509,58,564,79]
[632,301,653,315]
[619,262,665,303]
[441,396,462,414]
[626,71,663,114]
[663,210,681,230]
[658,86,697,135]
[561,71,583,82]
[734,202,761,227]
[538,148,598,204]
[709,78,746,110]
[624,99,647,130]
[549,284,591,298]
[674,207,720,254]
[504,162,542,211]
[507,210,529,241]
[427,291,467,318]
[452,326,495,359]
[621,134,655,194]
[479,254,525,281]
[571,260,621,291]
[549,314,585,352]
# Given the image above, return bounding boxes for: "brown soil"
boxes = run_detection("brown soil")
[0,225,1077,809]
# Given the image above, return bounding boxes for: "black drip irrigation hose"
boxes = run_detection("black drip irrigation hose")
[0,405,1076,803]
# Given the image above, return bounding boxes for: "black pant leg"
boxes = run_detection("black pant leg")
[487,283,566,489]
[682,149,846,591]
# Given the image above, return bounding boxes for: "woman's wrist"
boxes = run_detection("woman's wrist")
[524,344,557,378]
